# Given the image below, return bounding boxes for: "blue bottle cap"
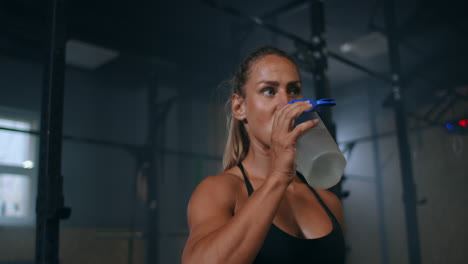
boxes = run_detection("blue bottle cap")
[288,98,336,112]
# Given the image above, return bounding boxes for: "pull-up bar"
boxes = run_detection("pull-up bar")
[203,0,392,84]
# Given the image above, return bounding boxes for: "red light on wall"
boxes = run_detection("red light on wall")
[459,119,468,127]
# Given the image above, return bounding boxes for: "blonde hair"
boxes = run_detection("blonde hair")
[222,45,298,171]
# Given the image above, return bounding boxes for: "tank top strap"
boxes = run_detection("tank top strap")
[238,165,340,227]
[296,172,341,227]
[237,162,254,196]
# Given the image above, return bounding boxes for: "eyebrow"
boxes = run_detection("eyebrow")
[257,80,301,85]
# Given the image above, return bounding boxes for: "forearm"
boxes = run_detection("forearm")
[184,173,290,264]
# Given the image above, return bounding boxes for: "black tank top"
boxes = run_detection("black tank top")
[237,163,346,264]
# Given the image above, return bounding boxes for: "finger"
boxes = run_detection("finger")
[289,119,319,142]
[277,101,313,132]
[276,101,309,126]
[272,101,300,132]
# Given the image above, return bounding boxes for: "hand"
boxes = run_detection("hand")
[269,101,319,181]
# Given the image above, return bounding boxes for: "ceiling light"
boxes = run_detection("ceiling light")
[65,39,119,70]
[339,32,388,59]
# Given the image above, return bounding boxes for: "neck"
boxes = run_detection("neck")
[241,140,273,180]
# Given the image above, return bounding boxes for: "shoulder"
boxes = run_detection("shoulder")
[187,169,244,220]
[183,170,245,261]
[316,189,345,230]
[191,169,244,201]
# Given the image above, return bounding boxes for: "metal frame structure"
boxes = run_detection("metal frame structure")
[383,0,421,263]
[35,0,70,263]
[144,71,160,264]
[0,102,214,264]
[19,0,434,263]
[303,0,345,202]
[29,2,192,263]
[205,0,422,263]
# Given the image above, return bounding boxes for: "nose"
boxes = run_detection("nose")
[276,90,291,110]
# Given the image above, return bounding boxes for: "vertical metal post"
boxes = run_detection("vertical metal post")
[308,0,343,197]
[368,85,390,264]
[383,0,422,263]
[309,0,331,117]
[35,0,70,263]
[145,72,159,264]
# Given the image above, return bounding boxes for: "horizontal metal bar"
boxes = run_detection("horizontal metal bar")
[261,0,307,19]
[337,122,440,146]
[0,126,39,135]
[0,164,35,175]
[0,126,137,151]
[344,174,376,183]
[203,0,392,84]
[95,230,189,239]
[0,126,222,161]
[328,51,392,83]
[95,231,144,239]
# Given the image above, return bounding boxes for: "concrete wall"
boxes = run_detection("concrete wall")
[0,55,148,263]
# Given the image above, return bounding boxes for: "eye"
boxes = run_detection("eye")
[288,86,302,96]
[262,87,276,96]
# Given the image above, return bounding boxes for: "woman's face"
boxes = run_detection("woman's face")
[236,54,303,148]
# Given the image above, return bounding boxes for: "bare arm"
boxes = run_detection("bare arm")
[182,172,290,264]
[182,101,317,264]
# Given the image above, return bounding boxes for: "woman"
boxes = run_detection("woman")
[182,46,345,264]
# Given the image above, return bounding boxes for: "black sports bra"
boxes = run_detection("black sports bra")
[237,163,346,264]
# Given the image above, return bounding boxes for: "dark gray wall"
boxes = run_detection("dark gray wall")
[333,77,468,264]
[0,54,147,228]
[1,36,467,264]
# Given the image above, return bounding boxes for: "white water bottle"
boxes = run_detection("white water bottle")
[291,99,346,189]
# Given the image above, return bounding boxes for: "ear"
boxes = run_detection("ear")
[232,93,246,121]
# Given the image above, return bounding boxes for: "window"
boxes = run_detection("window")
[0,174,31,218]
[0,107,38,226]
